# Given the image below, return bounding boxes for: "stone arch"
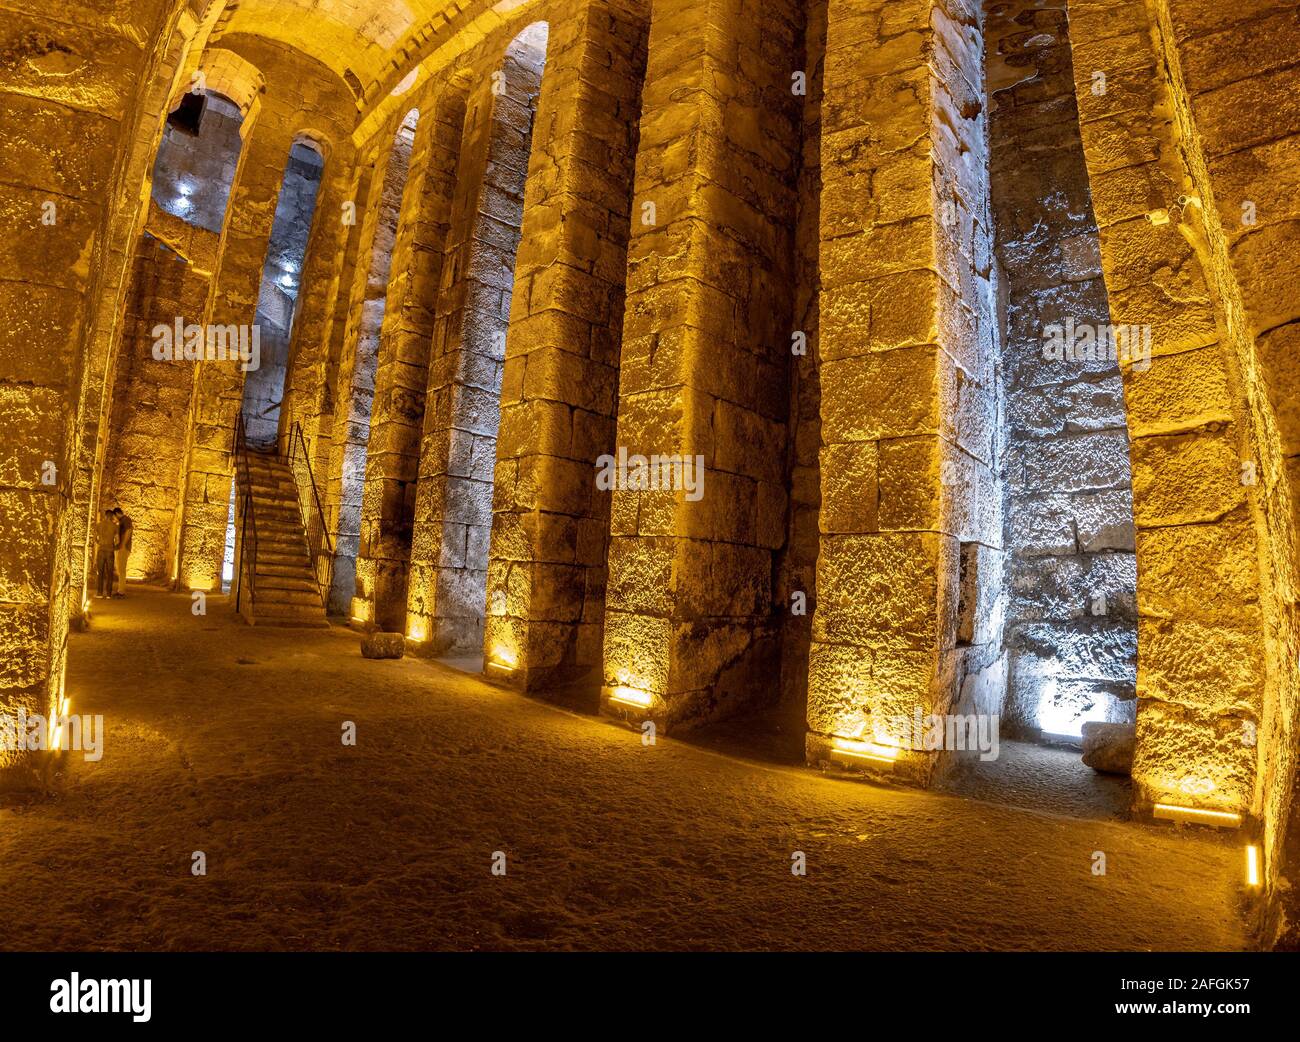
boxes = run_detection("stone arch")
[238,137,326,447]
[99,85,250,587]
[177,47,266,123]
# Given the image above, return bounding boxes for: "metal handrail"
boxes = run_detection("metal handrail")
[233,412,259,615]
[280,420,334,611]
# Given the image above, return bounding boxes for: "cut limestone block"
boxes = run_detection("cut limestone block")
[1081,721,1136,775]
[361,631,405,660]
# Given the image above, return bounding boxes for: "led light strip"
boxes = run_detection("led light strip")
[1153,803,1242,828]
[831,736,899,766]
[608,686,653,710]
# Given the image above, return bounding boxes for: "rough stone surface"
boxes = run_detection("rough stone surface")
[987,0,1137,741]
[4,0,1300,944]
[361,630,405,659]
[1082,721,1136,776]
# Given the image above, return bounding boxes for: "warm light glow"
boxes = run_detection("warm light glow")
[487,645,517,671]
[1153,803,1242,828]
[609,686,653,709]
[50,695,70,752]
[350,597,372,625]
[391,68,419,96]
[1246,845,1261,887]
[831,735,899,765]
[406,617,428,642]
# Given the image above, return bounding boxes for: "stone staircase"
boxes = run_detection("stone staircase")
[239,449,329,627]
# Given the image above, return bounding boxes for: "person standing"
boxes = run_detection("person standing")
[112,507,133,598]
[94,508,118,599]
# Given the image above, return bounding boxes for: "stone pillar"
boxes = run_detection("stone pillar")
[1153,0,1300,927]
[355,86,468,634]
[1064,0,1296,824]
[0,0,192,786]
[323,143,390,616]
[806,0,997,784]
[174,120,298,591]
[310,160,377,522]
[484,0,648,689]
[406,45,543,655]
[600,0,801,729]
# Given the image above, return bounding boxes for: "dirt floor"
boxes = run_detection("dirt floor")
[0,588,1252,951]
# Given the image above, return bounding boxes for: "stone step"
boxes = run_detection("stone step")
[256,569,314,584]
[249,487,299,502]
[257,557,312,572]
[256,575,319,593]
[251,608,329,628]
[255,527,307,542]
[256,587,323,606]
[256,517,305,531]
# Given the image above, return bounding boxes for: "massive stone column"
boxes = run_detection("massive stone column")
[406,41,544,656]
[806,0,1000,784]
[483,0,648,690]
[0,0,197,786]
[1064,0,1297,832]
[1153,0,1300,936]
[322,141,390,615]
[174,119,298,590]
[599,0,802,729]
[355,85,468,633]
[63,14,213,631]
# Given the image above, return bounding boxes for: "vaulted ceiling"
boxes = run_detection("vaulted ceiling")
[219,0,532,115]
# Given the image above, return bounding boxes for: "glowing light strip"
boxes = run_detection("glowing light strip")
[50,696,70,752]
[1246,846,1260,887]
[831,736,899,766]
[609,686,653,710]
[1153,803,1242,828]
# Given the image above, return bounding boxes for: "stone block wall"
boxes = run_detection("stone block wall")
[101,228,213,581]
[0,0,200,787]
[1156,0,1300,936]
[241,140,324,447]
[151,90,244,234]
[987,0,1137,739]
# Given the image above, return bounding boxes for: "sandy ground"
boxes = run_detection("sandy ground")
[0,588,1251,951]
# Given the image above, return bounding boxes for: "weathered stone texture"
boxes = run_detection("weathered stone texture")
[601,0,802,730]
[988,0,1137,739]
